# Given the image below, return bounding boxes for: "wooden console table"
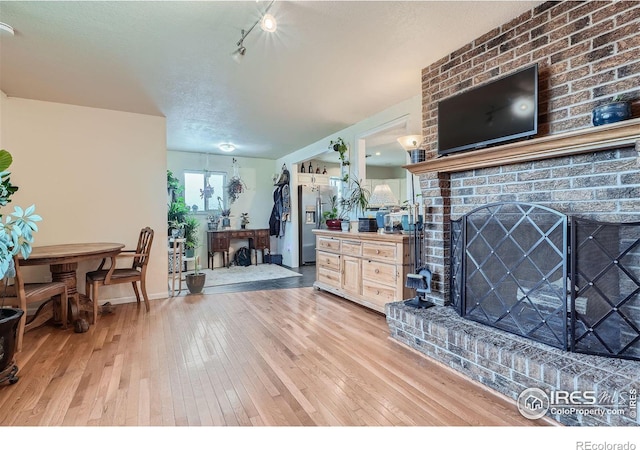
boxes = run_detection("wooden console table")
[207,229,270,268]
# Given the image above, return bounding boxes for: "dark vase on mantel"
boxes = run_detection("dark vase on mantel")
[592,101,631,126]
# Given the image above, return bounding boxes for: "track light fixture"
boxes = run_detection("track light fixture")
[233,0,277,60]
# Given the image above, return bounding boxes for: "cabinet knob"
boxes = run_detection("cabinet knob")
[376,290,380,295]
[374,269,379,274]
[376,250,380,254]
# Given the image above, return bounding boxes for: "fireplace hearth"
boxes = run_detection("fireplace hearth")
[450,202,640,361]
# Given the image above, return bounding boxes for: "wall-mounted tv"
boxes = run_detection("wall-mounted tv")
[437,63,538,157]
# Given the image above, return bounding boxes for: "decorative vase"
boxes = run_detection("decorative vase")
[185,248,195,258]
[592,101,631,126]
[340,220,350,232]
[326,219,342,230]
[185,273,206,294]
[0,308,23,385]
[222,217,231,228]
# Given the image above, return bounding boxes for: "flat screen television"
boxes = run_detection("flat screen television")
[437,63,538,157]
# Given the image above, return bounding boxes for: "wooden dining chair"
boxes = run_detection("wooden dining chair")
[85,227,154,324]
[2,255,69,352]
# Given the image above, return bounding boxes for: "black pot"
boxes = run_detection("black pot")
[186,273,206,294]
[0,308,24,385]
[592,101,632,126]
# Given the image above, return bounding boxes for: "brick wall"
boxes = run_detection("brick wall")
[419,0,640,306]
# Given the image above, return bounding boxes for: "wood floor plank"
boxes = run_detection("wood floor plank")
[0,287,554,427]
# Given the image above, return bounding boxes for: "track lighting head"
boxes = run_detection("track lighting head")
[260,13,277,32]
[231,0,277,60]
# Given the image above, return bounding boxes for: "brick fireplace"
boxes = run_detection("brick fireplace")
[387,1,640,426]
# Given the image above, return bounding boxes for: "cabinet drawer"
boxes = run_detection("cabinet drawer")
[318,237,341,252]
[317,251,340,271]
[318,266,341,287]
[362,242,397,262]
[362,259,396,285]
[362,279,397,305]
[341,240,361,256]
[230,230,253,238]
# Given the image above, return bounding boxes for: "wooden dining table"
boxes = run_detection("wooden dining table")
[20,242,125,332]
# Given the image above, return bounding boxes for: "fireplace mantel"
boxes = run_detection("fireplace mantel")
[405,118,640,175]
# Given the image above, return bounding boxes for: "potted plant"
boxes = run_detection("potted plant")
[0,149,42,384]
[183,215,200,258]
[168,196,189,236]
[207,214,220,231]
[167,170,181,203]
[323,195,342,230]
[592,94,632,126]
[240,212,250,229]
[344,178,370,218]
[329,137,349,165]
[185,256,206,294]
[226,176,246,204]
[218,196,231,228]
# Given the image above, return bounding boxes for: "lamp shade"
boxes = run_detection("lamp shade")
[369,184,398,207]
[397,135,423,151]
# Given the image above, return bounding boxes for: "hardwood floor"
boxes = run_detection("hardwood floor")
[0,287,553,426]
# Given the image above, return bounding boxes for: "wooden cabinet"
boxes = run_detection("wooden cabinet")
[207,229,270,268]
[298,173,330,186]
[312,230,412,314]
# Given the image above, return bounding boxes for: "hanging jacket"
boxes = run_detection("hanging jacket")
[269,186,283,237]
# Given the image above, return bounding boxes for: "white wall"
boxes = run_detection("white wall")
[0,93,167,303]
[276,95,422,267]
[167,151,276,267]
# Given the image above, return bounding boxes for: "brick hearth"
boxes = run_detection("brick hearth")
[386,301,639,426]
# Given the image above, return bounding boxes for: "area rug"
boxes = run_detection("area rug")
[186,264,302,288]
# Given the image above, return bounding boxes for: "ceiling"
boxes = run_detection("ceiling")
[0,0,543,162]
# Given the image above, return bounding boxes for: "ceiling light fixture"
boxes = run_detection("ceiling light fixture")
[219,143,236,152]
[0,22,15,35]
[233,0,277,60]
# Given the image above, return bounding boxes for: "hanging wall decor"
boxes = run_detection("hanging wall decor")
[226,158,247,204]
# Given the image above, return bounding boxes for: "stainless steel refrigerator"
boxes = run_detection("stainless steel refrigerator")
[298,184,337,265]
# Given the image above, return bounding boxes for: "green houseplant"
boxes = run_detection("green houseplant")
[185,255,206,294]
[0,149,42,384]
[323,195,342,230]
[344,178,370,218]
[240,212,250,229]
[183,215,200,258]
[329,137,349,165]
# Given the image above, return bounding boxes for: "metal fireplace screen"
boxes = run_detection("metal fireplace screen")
[451,202,640,360]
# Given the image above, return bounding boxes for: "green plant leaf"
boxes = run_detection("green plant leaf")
[0,150,13,172]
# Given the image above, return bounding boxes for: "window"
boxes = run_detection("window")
[183,170,226,213]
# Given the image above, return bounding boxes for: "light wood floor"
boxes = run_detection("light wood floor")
[0,287,553,426]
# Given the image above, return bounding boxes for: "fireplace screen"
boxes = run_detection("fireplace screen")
[451,202,640,360]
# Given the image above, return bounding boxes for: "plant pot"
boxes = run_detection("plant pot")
[185,273,206,294]
[222,217,231,228]
[325,219,342,230]
[185,248,195,258]
[0,308,24,385]
[241,224,246,229]
[592,101,632,126]
[340,220,350,232]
